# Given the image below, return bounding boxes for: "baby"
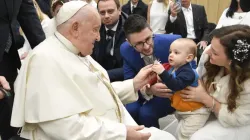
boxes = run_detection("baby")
[151,38,210,140]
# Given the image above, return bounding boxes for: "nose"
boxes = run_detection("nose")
[143,42,150,50]
[96,32,100,42]
[104,12,109,18]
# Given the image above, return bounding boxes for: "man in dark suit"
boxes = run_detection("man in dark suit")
[0,0,45,139]
[122,0,148,19]
[92,0,127,82]
[165,0,209,61]
[120,15,196,128]
[36,0,52,18]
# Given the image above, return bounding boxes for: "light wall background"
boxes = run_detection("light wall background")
[119,0,231,24]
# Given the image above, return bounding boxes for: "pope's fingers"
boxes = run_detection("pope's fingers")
[140,132,151,140]
[142,64,153,70]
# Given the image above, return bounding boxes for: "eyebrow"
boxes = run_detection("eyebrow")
[135,35,151,44]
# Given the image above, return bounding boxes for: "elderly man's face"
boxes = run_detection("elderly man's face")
[128,27,154,56]
[98,0,121,27]
[77,12,101,56]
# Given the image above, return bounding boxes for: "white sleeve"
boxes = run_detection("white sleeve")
[170,15,177,23]
[215,8,228,29]
[111,79,138,104]
[38,114,127,140]
[218,80,250,127]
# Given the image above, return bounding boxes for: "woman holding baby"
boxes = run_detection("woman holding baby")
[181,24,250,140]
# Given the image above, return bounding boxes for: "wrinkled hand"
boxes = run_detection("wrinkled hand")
[0,76,10,100]
[180,80,209,103]
[126,125,151,140]
[149,83,173,98]
[20,52,29,60]
[152,64,165,75]
[133,65,156,91]
[197,41,208,50]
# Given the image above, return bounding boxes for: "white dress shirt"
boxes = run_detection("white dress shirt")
[105,21,119,56]
[170,4,196,39]
[130,2,138,13]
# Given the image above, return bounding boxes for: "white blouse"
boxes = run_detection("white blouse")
[149,0,170,34]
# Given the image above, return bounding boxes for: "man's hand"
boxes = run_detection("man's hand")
[0,76,10,99]
[133,65,156,91]
[197,41,208,50]
[170,2,180,17]
[149,83,173,98]
[126,125,151,140]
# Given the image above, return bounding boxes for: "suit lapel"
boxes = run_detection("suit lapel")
[179,11,187,34]
[4,0,14,21]
[192,5,198,30]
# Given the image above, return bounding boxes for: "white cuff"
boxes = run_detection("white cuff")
[170,15,177,23]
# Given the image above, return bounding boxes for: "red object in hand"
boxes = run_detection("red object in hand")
[149,63,171,85]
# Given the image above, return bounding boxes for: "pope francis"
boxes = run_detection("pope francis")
[11,1,176,140]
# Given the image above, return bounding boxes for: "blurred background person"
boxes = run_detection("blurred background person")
[18,0,50,60]
[92,0,127,82]
[0,0,45,139]
[215,0,250,29]
[198,0,250,76]
[122,0,148,19]
[165,0,210,63]
[148,0,171,34]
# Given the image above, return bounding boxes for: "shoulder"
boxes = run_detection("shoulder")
[154,34,181,42]
[30,37,62,62]
[122,2,130,9]
[192,4,205,11]
[120,41,132,55]
[176,64,196,78]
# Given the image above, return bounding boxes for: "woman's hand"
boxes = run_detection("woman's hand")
[180,80,210,103]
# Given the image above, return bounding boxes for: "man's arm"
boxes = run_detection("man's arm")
[17,0,45,49]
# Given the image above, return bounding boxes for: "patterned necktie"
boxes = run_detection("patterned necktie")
[132,6,135,14]
[5,33,13,53]
[106,30,115,41]
[143,56,154,65]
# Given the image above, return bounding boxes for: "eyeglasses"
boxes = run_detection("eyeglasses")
[131,35,155,49]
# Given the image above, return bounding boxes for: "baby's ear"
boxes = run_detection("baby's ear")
[186,54,194,62]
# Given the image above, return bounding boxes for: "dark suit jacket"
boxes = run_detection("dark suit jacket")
[159,63,197,91]
[165,4,209,42]
[120,34,185,79]
[0,0,45,66]
[36,0,52,18]
[0,0,45,137]
[92,12,127,81]
[122,0,148,19]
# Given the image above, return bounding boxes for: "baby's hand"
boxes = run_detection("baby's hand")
[152,64,165,74]
[140,84,151,93]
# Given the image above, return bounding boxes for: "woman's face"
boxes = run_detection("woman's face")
[206,38,231,68]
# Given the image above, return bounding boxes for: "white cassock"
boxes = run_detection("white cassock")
[11,31,176,140]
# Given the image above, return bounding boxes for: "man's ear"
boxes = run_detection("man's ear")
[186,54,194,62]
[71,21,79,38]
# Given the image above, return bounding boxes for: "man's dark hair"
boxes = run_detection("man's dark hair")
[97,0,121,10]
[123,14,150,38]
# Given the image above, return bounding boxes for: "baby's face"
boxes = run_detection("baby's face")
[168,44,190,68]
